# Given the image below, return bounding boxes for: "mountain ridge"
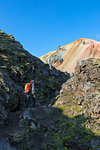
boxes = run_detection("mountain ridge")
[40,38,100,73]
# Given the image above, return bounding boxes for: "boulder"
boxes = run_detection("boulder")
[8,131,24,143]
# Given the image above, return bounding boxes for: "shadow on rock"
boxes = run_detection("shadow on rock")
[4,106,100,150]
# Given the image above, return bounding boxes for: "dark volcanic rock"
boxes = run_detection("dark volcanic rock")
[0,105,8,126]
[0,30,69,111]
[56,58,100,121]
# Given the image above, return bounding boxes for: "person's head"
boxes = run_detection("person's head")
[30,80,35,84]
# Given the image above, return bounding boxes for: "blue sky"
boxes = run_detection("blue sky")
[0,0,100,57]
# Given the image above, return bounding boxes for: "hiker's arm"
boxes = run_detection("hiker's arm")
[32,84,35,97]
[33,94,35,98]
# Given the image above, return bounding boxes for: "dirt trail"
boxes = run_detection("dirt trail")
[0,106,61,150]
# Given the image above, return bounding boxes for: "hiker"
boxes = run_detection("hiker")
[24,80,36,110]
[48,58,52,69]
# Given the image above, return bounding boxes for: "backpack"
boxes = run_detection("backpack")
[24,83,31,93]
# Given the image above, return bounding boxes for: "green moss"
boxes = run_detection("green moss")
[84,128,94,135]
[89,49,93,55]
[97,144,100,148]
[63,135,73,143]
[93,58,100,65]
[20,64,24,69]
[83,135,92,142]
[63,147,68,150]
[92,129,100,136]
[77,76,81,80]
[58,106,66,111]
[13,51,26,57]
[0,66,8,69]
[50,114,98,149]
[60,118,73,127]
[91,121,100,136]
[0,47,5,51]
[53,135,63,148]
[8,55,13,59]
[49,76,55,82]
[19,53,26,57]
[71,105,83,112]
[42,144,47,150]
[93,50,97,57]
[54,135,60,142]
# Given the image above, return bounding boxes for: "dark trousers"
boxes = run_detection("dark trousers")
[25,93,36,109]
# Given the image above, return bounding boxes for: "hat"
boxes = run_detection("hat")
[30,80,34,83]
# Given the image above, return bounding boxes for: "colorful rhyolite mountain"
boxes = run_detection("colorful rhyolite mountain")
[40,38,100,73]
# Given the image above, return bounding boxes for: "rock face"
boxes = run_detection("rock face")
[56,58,100,120]
[52,58,100,150]
[40,38,100,73]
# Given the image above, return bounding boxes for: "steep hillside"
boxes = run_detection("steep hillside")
[0,30,69,111]
[0,30,69,149]
[40,38,100,73]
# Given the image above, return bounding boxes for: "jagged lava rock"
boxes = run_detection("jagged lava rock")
[56,58,100,121]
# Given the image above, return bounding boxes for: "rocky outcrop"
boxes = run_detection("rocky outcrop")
[58,58,100,121]
[0,30,69,112]
[54,58,100,124]
[40,38,100,73]
[51,58,100,150]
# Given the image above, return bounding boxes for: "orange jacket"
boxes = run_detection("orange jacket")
[24,83,31,93]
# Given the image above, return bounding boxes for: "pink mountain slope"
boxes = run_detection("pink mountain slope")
[40,38,100,73]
